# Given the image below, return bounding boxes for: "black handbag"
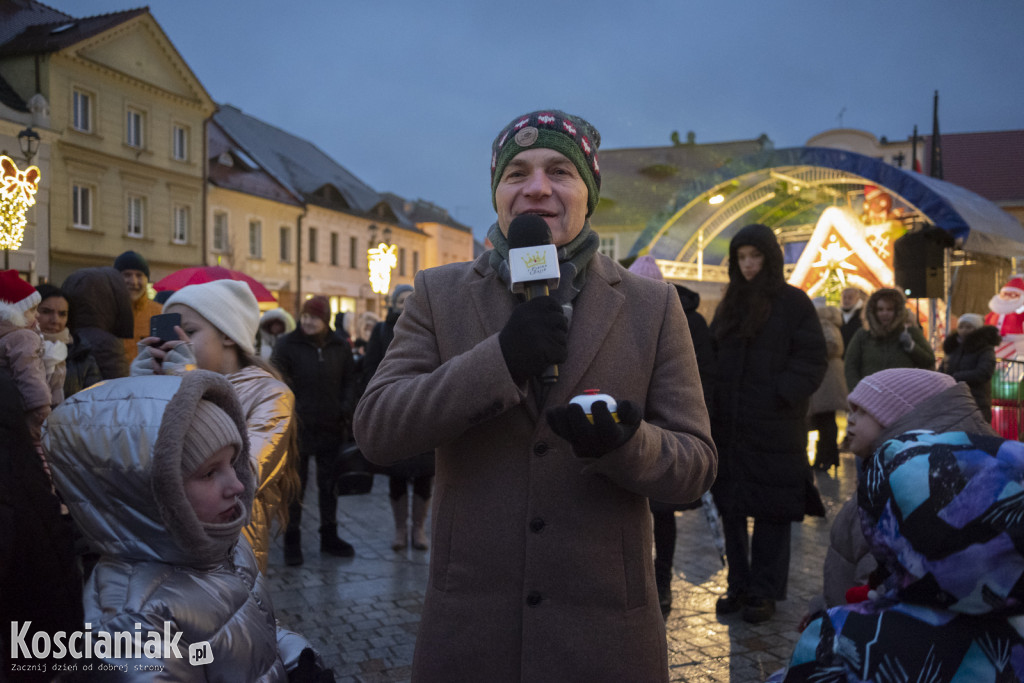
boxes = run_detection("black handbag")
[333,442,376,496]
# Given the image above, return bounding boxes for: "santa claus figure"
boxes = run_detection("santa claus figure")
[986,275,1024,359]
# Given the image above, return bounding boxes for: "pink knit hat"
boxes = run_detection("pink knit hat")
[848,368,956,428]
[628,255,663,281]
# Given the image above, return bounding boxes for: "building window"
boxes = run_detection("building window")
[308,227,318,262]
[279,226,291,262]
[126,108,144,148]
[172,125,188,161]
[72,89,92,132]
[126,195,145,237]
[599,236,617,260]
[349,236,358,269]
[399,247,407,276]
[413,251,420,274]
[172,205,189,244]
[248,219,262,258]
[72,184,92,229]
[213,212,228,252]
[330,232,339,266]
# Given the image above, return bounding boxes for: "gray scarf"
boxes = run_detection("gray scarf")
[487,221,600,326]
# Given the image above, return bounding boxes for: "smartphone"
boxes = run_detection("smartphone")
[150,312,182,343]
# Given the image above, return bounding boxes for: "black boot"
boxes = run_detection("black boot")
[284,528,303,566]
[655,564,673,618]
[319,526,355,557]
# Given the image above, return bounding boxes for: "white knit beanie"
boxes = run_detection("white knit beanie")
[848,369,957,428]
[164,280,259,355]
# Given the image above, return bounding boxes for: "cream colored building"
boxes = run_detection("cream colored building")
[0,5,215,284]
[210,105,473,327]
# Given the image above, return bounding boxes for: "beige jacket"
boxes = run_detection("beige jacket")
[355,251,716,682]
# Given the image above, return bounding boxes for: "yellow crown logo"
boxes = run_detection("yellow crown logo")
[521,251,547,268]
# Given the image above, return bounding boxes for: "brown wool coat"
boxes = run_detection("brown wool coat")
[354,251,717,682]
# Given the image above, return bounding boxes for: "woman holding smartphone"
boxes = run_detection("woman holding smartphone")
[131,279,298,573]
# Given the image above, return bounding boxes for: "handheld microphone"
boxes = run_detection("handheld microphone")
[507,214,561,384]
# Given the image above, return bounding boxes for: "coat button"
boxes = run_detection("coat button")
[526,591,543,606]
[533,442,548,456]
[529,517,545,533]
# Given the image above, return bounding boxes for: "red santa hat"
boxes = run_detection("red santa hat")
[0,268,41,326]
[1002,276,1024,294]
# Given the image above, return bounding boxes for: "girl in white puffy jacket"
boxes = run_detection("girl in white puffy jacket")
[43,371,326,681]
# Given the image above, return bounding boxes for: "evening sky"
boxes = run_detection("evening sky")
[46,0,1024,242]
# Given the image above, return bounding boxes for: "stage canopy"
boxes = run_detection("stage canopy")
[628,146,1024,264]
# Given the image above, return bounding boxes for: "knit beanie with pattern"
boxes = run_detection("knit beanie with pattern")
[164,280,260,355]
[180,399,242,477]
[490,110,601,216]
[848,368,957,428]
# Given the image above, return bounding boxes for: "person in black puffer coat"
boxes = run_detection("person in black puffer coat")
[272,296,357,564]
[939,312,1000,421]
[710,224,827,624]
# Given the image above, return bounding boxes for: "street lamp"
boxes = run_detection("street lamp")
[17,126,39,164]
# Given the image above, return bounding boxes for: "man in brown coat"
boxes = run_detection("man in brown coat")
[354,110,717,681]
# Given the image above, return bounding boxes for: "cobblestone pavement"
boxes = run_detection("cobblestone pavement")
[266,451,857,683]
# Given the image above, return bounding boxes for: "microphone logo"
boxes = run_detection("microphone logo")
[519,249,549,273]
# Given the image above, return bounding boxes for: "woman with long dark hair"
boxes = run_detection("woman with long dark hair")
[709,224,828,623]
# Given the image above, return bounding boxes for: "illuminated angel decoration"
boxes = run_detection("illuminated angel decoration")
[368,242,398,295]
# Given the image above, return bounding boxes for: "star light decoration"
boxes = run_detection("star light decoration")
[810,235,857,300]
[0,155,41,251]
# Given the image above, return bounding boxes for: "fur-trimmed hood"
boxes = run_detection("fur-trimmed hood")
[942,324,1002,355]
[44,372,254,567]
[863,288,910,338]
[0,299,38,328]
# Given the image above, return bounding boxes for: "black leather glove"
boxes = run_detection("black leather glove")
[546,399,642,458]
[498,296,568,384]
[288,647,335,683]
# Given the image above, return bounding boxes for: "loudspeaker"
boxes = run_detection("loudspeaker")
[893,231,946,299]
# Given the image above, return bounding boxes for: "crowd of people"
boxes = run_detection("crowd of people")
[0,106,1018,681]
